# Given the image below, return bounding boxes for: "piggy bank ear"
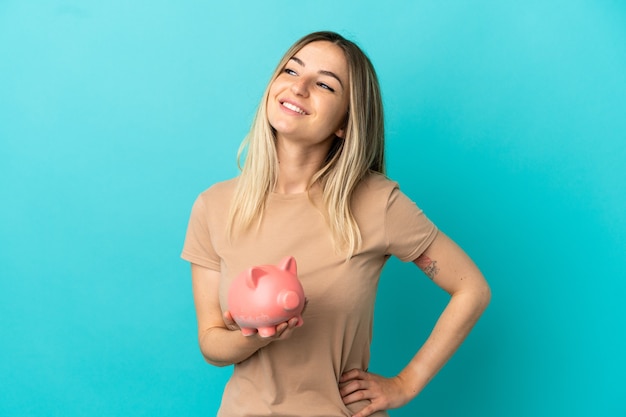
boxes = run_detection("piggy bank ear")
[247,267,267,289]
[278,256,297,276]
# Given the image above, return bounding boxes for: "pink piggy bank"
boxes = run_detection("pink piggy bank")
[227,256,305,337]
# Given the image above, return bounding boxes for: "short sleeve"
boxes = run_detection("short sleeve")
[385,187,438,262]
[181,194,221,271]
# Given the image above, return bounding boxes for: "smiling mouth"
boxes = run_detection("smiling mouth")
[281,101,307,115]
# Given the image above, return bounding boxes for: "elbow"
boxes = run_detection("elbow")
[198,336,234,367]
[453,275,491,312]
[458,279,491,314]
[204,356,233,368]
[199,346,234,367]
[477,281,491,312]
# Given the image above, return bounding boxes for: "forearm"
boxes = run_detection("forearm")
[397,287,491,397]
[199,326,270,367]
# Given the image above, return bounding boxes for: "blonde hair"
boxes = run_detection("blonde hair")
[228,31,385,257]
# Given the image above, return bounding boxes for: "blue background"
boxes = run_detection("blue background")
[1,1,625,416]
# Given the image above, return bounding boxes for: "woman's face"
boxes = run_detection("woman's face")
[267,41,350,149]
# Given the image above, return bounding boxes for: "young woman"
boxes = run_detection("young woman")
[182,31,491,417]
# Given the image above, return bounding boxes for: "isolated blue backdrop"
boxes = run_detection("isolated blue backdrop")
[1,1,625,416]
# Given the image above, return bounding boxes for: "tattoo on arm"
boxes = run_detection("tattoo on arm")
[416,254,439,280]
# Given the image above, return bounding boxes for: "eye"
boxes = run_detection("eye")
[317,82,335,93]
[283,68,297,76]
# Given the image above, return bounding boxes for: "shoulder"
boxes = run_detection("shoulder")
[350,172,400,221]
[353,171,399,201]
[190,177,239,221]
[197,177,239,202]
[352,171,430,217]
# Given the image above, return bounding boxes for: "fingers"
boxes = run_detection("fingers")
[339,370,403,417]
[351,404,378,417]
[339,368,366,383]
[339,369,371,404]
[234,316,301,341]
[272,317,300,339]
[222,311,239,330]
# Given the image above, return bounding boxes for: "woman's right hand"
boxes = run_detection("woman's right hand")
[223,310,301,341]
[192,263,303,366]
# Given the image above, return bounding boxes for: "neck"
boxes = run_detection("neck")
[274,161,320,194]
[273,138,331,194]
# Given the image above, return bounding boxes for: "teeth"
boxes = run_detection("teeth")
[282,102,306,115]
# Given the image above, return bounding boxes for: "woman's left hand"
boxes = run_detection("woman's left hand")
[339,369,411,417]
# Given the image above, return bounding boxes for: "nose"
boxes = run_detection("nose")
[290,78,310,97]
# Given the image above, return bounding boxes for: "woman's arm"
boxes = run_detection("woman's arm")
[340,231,491,417]
[191,263,301,366]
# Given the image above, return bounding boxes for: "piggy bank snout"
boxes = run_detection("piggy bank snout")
[277,289,301,311]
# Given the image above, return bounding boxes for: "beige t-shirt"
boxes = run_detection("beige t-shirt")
[182,172,438,417]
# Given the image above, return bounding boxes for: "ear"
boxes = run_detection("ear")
[246,267,267,289]
[334,111,349,139]
[278,256,297,276]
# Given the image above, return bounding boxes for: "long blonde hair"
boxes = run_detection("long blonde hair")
[228,31,385,257]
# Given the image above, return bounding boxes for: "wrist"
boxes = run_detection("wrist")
[396,365,429,400]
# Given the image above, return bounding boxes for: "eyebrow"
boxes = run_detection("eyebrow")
[289,56,345,89]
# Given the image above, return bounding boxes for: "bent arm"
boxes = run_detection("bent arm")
[191,264,272,366]
[398,231,491,398]
[340,231,491,417]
